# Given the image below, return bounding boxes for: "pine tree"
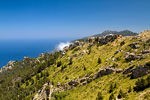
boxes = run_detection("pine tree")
[97,58,101,64]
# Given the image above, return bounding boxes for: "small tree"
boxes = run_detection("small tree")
[96,92,103,100]
[25,81,29,86]
[146,75,150,87]
[134,78,146,91]
[128,86,132,93]
[57,61,62,67]
[109,83,117,93]
[117,89,125,99]
[120,41,125,46]
[109,93,115,100]
[36,74,40,80]
[97,58,101,64]
[30,79,34,85]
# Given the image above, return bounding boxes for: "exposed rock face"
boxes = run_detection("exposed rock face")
[123,66,134,74]
[92,34,119,45]
[141,49,150,54]
[33,82,54,100]
[68,80,79,87]
[128,42,140,49]
[130,62,150,79]
[125,52,143,61]
[125,52,137,61]
[0,61,16,73]
[123,62,150,79]
[94,67,115,79]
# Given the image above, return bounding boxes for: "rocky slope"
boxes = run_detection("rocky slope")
[1,30,150,100]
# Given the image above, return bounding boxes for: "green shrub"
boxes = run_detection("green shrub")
[109,83,117,93]
[97,58,101,64]
[120,41,125,46]
[57,61,62,67]
[134,78,146,91]
[96,92,103,100]
[117,89,125,99]
[109,93,115,100]
[52,92,68,100]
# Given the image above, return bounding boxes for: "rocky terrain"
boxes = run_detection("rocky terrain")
[1,30,150,100]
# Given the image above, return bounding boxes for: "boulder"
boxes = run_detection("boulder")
[123,62,150,79]
[68,80,79,87]
[128,42,140,49]
[125,52,137,61]
[141,49,150,54]
[123,66,134,74]
[130,62,150,79]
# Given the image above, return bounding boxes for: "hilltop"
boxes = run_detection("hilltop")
[1,30,150,100]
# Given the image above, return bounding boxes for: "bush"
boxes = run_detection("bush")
[109,83,117,93]
[96,92,103,100]
[120,41,125,46]
[134,78,147,91]
[109,93,115,100]
[97,58,101,64]
[117,89,125,99]
[36,74,40,80]
[57,61,62,67]
[52,92,68,100]
[128,86,132,93]
[25,81,29,86]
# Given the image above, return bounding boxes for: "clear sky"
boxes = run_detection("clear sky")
[0,0,150,39]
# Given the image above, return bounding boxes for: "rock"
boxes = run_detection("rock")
[68,80,79,87]
[125,52,137,61]
[123,66,134,74]
[141,49,150,54]
[33,82,54,100]
[69,41,80,50]
[116,69,123,73]
[80,78,86,83]
[112,58,117,62]
[98,34,119,44]
[146,39,150,44]
[114,49,122,55]
[0,61,16,73]
[130,62,150,79]
[123,62,150,79]
[57,82,61,88]
[128,42,140,49]
[94,67,115,79]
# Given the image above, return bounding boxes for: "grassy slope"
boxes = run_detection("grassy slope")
[21,32,150,100]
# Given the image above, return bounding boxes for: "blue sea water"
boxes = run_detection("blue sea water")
[0,38,73,68]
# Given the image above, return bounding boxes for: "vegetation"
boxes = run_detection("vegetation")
[1,31,150,100]
[96,92,103,100]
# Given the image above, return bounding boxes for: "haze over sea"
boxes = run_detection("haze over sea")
[0,38,74,68]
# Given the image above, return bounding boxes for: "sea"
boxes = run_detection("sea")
[0,38,74,68]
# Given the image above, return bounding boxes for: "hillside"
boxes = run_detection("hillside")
[1,30,150,100]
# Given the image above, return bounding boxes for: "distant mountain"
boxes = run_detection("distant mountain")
[77,30,137,41]
[92,30,137,37]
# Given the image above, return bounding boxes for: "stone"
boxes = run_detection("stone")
[141,49,150,54]
[68,80,79,87]
[94,67,115,79]
[123,66,134,74]
[125,52,137,61]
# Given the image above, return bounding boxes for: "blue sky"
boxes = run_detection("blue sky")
[0,0,150,39]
